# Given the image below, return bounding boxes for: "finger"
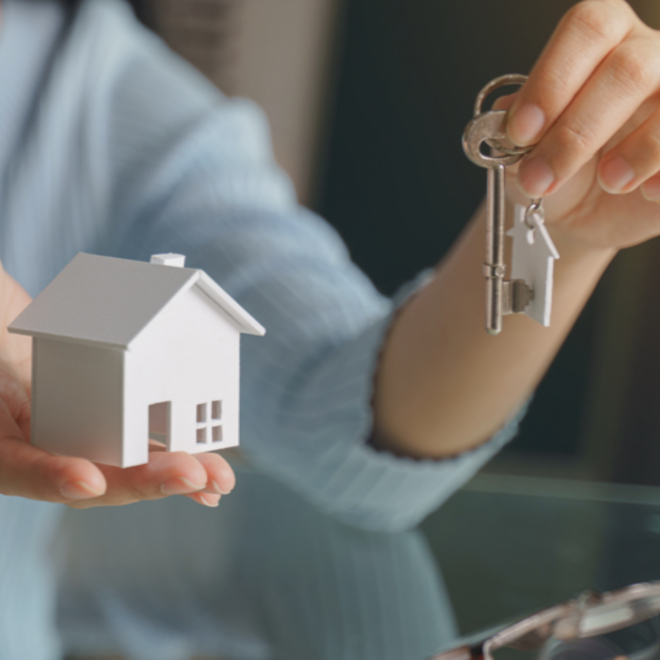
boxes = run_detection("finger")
[598,103,660,193]
[0,398,106,501]
[518,32,660,197]
[641,171,660,202]
[0,438,107,501]
[185,491,221,508]
[492,92,517,112]
[194,451,235,495]
[75,450,211,508]
[508,0,637,147]
[146,439,234,492]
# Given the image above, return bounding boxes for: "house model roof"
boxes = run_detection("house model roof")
[8,253,265,349]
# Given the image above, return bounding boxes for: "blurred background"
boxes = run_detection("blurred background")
[113,0,660,641]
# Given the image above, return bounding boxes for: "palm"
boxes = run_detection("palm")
[548,159,660,250]
[508,151,660,252]
[502,87,660,251]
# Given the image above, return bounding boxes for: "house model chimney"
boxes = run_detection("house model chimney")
[150,253,186,268]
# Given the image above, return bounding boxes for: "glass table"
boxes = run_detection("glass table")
[424,474,660,637]
[58,470,660,660]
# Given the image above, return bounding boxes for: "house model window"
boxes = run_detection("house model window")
[8,252,265,468]
[196,400,222,444]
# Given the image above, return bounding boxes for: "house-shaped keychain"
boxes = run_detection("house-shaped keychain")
[8,253,265,468]
[507,204,560,327]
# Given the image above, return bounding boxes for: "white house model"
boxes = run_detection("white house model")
[8,253,265,468]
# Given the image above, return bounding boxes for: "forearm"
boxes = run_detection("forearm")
[372,203,615,459]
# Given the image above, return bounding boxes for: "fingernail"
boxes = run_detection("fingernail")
[509,103,545,146]
[599,155,635,193]
[642,177,660,201]
[220,464,235,494]
[518,156,555,197]
[161,477,206,495]
[211,480,232,496]
[60,481,104,500]
[199,494,220,508]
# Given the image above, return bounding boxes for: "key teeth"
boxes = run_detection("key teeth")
[502,279,534,315]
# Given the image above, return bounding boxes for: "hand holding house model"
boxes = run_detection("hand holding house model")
[8,253,265,468]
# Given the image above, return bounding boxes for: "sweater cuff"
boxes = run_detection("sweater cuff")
[307,315,526,532]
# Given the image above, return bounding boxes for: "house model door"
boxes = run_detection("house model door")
[148,401,172,450]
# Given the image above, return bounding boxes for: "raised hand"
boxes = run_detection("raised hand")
[504,0,660,250]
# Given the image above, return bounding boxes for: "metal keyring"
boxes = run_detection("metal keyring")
[473,73,533,159]
[473,73,528,117]
[487,141,533,157]
[524,198,544,229]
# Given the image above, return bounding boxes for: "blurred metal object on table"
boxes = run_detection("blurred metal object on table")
[59,472,660,660]
[143,0,344,204]
[422,472,660,654]
[429,581,660,660]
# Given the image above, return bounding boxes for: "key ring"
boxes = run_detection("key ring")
[524,198,544,229]
[473,73,533,159]
[473,73,528,116]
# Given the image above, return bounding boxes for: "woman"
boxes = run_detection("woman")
[0,0,659,657]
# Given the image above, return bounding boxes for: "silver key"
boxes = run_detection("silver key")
[462,74,533,335]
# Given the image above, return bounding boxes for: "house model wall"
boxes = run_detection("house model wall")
[8,253,265,468]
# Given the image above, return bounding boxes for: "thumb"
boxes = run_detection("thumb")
[492,92,518,112]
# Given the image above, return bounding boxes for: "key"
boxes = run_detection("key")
[462,74,544,335]
[463,108,530,334]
